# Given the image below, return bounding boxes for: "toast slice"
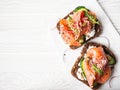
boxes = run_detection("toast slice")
[71,42,116,89]
[57,6,102,49]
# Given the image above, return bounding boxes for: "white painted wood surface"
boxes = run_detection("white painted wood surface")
[98,0,120,34]
[0,0,119,90]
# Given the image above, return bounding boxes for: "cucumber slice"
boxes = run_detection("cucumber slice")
[79,57,84,68]
[78,35,86,44]
[106,54,116,65]
[74,6,88,12]
[79,57,86,79]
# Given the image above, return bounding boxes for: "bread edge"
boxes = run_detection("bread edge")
[71,42,116,90]
[56,9,102,49]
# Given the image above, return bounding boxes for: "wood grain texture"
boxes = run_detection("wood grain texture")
[98,0,120,34]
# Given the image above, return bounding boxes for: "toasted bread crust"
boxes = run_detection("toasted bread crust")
[71,42,116,90]
[56,9,102,49]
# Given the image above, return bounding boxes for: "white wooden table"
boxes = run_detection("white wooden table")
[98,0,120,34]
[0,0,119,90]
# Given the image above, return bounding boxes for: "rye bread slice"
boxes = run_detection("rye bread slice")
[56,7,102,49]
[71,42,116,90]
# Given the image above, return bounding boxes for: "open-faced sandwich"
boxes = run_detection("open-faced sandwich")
[57,6,102,49]
[71,42,116,89]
